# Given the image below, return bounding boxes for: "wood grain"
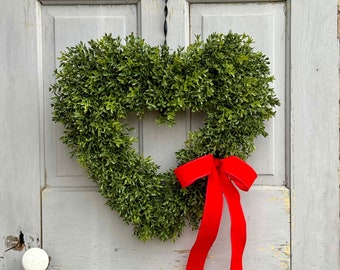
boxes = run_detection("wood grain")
[42,186,289,269]
[290,0,339,269]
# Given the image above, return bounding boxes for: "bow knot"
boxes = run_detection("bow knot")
[214,158,223,172]
[174,154,257,270]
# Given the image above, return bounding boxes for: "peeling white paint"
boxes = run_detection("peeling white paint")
[270,243,290,269]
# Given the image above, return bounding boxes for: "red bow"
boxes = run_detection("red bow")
[174,154,257,270]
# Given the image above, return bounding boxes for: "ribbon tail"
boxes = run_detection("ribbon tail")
[220,175,246,270]
[186,167,224,270]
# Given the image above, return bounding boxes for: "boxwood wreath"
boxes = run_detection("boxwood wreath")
[50,32,280,241]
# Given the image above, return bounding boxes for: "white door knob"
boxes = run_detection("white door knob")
[22,248,49,270]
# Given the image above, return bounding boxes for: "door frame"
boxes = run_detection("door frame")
[288,1,339,268]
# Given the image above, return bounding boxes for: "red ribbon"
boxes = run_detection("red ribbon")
[174,154,257,270]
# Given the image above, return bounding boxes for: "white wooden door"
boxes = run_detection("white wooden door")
[1,0,338,270]
[41,1,288,269]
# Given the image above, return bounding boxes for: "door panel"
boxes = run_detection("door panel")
[142,111,189,171]
[191,3,286,186]
[43,187,289,269]
[43,5,137,187]
[42,2,289,269]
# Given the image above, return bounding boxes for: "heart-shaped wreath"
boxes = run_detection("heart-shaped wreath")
[50,32,279,241]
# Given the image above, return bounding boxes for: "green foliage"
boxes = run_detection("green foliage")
[50,33,280,241]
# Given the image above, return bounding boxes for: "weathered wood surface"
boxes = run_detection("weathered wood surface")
[0,0,41,269]
[1,0,338,269]
[290,0,339,269]
[43,186,289,269]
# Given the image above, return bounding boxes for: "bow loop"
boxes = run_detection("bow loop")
[174,154,214,188]
[221,156,257,191]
